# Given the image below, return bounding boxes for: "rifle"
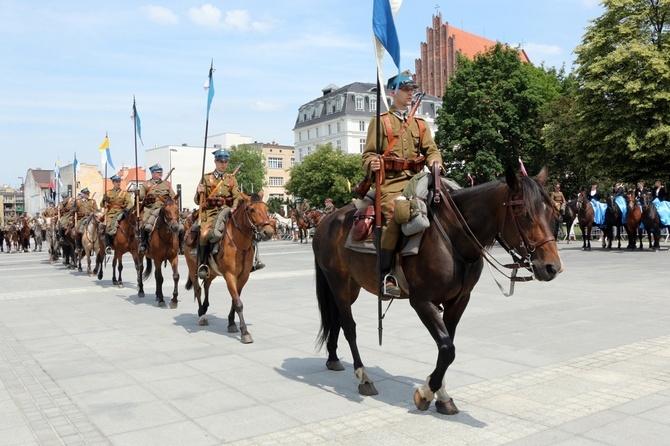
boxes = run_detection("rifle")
[232,162,243,176]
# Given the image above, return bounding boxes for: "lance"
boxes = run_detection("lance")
[132,96,141,262]
[198,60,215,226]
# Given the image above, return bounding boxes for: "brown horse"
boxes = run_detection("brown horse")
[106,208,145,294]
[4,225,19,253]
[576,191,595,251]
[141,194,181,307]
[18,217,31,252]
[640,192,663,251]
[625,190,642,250]
[312,167,562,414]
[290,206,311,243]
[184,193,274,343]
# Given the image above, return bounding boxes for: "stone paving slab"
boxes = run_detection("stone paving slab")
[1,241,670,445]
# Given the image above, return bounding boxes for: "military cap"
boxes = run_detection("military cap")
[61,192,69,198]
[149,164,163,173]
[81,188,90,194]
[212,149,230,161]
[110,174,122,181]
[387,70,419,90]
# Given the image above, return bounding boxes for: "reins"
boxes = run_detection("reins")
[430,180,554,296]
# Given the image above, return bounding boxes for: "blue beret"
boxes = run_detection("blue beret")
[149,164,163,173]
[212,149,230,161]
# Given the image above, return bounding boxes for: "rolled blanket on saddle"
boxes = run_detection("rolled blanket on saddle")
[616,195,627,223]
[653,198,670,226]
[591,199,607,226]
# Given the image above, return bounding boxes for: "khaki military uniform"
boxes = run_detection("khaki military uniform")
[323,203,335,216]
[102,188,134,235]
[58,198,75,229]
[139,179,176,229]
[361,106,442,250]
[550,190,566,214]
[194,171,241,245]
[75,196,99,233]
[41,207,57,227]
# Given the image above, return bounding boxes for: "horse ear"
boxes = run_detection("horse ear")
[505,166,520,193]
[257,189,264,199]
[536,166,549,186]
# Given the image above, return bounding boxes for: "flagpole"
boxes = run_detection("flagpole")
[132,97,141,261]
[374,76,384,347]
[73,152,78,228]
[103,132,109,200]
[199,60,214,225]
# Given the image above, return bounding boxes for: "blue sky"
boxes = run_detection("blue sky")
[0,0,603,187]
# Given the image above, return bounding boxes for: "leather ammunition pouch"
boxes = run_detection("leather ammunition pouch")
[205,197,232,207]
[352,177,372,200]
[143,195,156,205]
[382,154,425,174]
[352,205,375,242]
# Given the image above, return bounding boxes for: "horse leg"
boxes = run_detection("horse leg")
[197,281,210,326]
[411,300,458,413]
[155,261,165,306]
[134,254,145,298]
[169,258,179,309]
[225,279,253,344]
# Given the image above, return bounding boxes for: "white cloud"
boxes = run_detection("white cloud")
[251,101,282,112]
[187,5,273,32]
[523,42,562,57]
[143,5,179,25]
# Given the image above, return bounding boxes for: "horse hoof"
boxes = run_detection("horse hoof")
[435,398,459,415]
[157,301,166,307]
[169,301,178,309]
[137,291,144,298]
[326,360,345,371]
[199,316,209,326]
[413,389,432,411]
[358,382,378,396]
[241,334,254,344]
[228,324,239,333]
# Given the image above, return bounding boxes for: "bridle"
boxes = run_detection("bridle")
[228,201,272,250]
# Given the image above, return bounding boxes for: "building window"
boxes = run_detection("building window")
[268,157,283,169]
[336,122,341,133]
[355,96,364,110]
[299,132,302,142]
[291,158,295,168]
[269,177,284,186]
[370,97,377,112]
[359,138,366,152]
[307,129,311,139]
[316,127,320,138]
[359,120,365,131]
[336,140,342,149]
[328,124,332,135]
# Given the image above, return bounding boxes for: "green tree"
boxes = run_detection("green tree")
[574,0,670,182]
[285,144,363,207]
[228,144,267,194]
[435,43,562,184]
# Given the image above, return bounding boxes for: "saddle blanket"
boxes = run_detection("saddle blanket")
[591,200,606,226]
[653,199,670,226]
[344,229,423,255]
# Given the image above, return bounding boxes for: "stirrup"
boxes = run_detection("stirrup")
[250,261,265,272]
[382,273,401,299]
[139,243,147,253]
[196,264,209,280]
[105,246,112,255]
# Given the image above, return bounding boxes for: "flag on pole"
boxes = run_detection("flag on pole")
[99,134,116,171]
[133,100,144,146]
[518,156,528,177]
[204,62,215,120]
[55,159,62,187]
[74,153,81,174]
[373,0,402,110]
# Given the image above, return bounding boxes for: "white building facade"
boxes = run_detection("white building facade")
[293,82,442,162]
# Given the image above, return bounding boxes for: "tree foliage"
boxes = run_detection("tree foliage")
[228,144,267,195]
[574,0,670,182]
[435,43,563,185]
[284,144,363,208]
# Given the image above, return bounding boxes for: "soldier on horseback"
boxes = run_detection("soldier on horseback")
[101,175,134,254]
[138,164,181,253]
[57,192,75,243]
[192,149,242,280]
[361,70,443,298]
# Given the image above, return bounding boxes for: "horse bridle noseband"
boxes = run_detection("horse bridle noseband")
[230,204,271,244]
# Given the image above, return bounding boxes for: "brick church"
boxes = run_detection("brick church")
[415,13,531,98]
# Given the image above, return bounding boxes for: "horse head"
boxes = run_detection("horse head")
[497,166,563,281]
[235,193,274,242]
[161,193,181,233]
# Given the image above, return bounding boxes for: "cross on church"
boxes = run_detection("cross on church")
[435,4,440,14]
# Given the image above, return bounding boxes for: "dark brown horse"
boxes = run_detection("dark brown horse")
[290,206,311,243]
[625,191,642,250]
[106,208,145,294]
[603,193,623,250]
[184,193,274,343]
[640,192,662,251]
[313,167,562,414]
[576,191,595,251]
[141,194,181,307]
[18,217,31,252]
[4,225,18,253]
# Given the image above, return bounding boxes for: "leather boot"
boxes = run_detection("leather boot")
[139,228,149,253]
[250,245,265,272]
[379,248,400,298]
[105,233,113,254]
[196,243,210,280]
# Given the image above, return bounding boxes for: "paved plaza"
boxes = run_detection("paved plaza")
[1,238,670,445]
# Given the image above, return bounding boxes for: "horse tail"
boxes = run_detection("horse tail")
[142,257,153,281]
[315,260,339,351]
[185,276,193,291]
